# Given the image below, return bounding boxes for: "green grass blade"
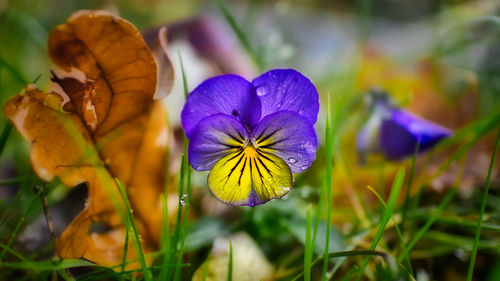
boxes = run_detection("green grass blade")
[304,205,313,281]
[400,141,420,236]
[173,161,191,281]
[0,174,32,231]
[0,243,26,262]
[355,167,406,281]
[366,185,413,275]
[227,241,233,281]
[0,190,40,261]
[159,194,171,281]
[466,129,500,281]
[0,175,29,185]
[409,210,500,231]
[173,59,191,280]
[340,266,360,281]
[115,179,152,281]
[294,250,390,280]
[160,109,172,280]
[120,210,130,274]
[321,93,336,280]
[0,56,29,84]
[32,73,42,84]
[77,264,191,281]
[0,122,12,157]
[214,0,264,71]
[168,154,186,280]
[179,52,189,99]
[397,186,457,263]
[0,259,96,270]
[312,178,326,256]
[430,112,500,180]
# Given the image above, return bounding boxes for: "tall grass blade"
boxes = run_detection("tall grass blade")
[0,243,26,262]
[397,186,457,263]
[355,167,406,281]
[120,211,130,274]
[340,266,359,281]
[401,141,420,236]
[0,56,28,84]
[173,52,192,281]
[430,112,500,180]
[0,259,96,270]
[466,129,500,281]
[0,122,12,157]
[115,179,152,281]
[159,194,171,281]
[179,52,189,99]
[168,154,186,280]
[173,161,191,281]
[366,185,413,275]
[321,93,333,281]
[214,0,264,71]
[0,190,40,261]
[312,178,326,258]
[304,205,313,281]
[0,175,29,186]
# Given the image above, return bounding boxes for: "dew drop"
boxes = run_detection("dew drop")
[256,86,270,96]
[288,157,297,164]
[180,194,188,206]
[277,187,291,195]
[298,110,304,115]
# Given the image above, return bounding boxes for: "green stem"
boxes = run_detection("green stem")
[466,129,500,281]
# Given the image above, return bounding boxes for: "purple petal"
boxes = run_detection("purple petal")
[252,69,319,125]
[250,110,317,173]
[188,114,248,171]
[379,109,453,160]
[181,74,261,138]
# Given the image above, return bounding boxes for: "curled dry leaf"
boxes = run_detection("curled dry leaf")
[148,26,175,100]
[3,10,174,269]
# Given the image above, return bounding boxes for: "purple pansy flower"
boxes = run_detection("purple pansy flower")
[356,89,453,162]
[182,69,319,206]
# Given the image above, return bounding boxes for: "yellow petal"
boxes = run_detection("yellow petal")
[208,146,292,206]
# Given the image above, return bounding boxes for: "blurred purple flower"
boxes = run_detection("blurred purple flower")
[356,89,453,162]
[182,69,319,206]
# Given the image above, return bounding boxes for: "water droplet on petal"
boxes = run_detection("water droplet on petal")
[256,86,270,96]
[288,157,297,164]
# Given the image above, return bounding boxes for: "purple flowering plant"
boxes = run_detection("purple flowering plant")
[356,89,453,162]
[181,69,319,206]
